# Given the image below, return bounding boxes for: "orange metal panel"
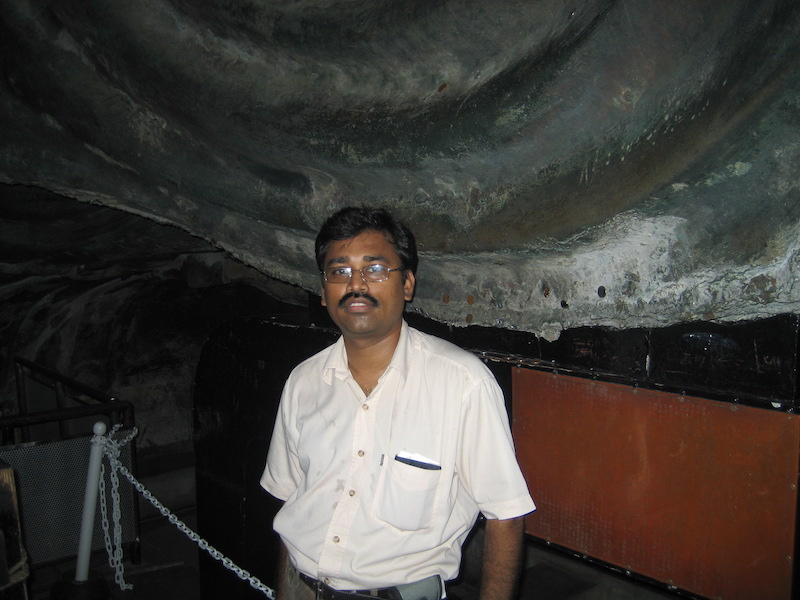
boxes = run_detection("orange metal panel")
[512,368,799,600]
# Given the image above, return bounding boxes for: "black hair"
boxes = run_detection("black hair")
[315,206,418,275]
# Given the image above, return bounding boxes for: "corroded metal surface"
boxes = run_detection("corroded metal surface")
[1,1,799,337]
[513,368,799,600]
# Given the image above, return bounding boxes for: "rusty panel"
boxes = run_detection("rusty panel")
[513,368,799,600]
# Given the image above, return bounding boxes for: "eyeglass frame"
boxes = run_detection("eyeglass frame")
[320,264,405,283]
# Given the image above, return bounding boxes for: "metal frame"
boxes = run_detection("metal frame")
[1,357,140,565]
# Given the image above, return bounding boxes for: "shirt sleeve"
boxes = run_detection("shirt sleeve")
[457,373,536,520]
[260,381,302,501]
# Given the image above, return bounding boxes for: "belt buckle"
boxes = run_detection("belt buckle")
[299,573,326,600]
[314,579,325,600]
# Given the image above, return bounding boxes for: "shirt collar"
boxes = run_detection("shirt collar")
[321,321,411,386]
[388,321,411,384]
[322,336,348,385]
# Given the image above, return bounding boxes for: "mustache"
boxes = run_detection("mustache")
[339,292,379,308]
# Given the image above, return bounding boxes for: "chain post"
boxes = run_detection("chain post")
[94,425,276,599]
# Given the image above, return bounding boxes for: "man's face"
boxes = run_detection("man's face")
[320,230,416,343]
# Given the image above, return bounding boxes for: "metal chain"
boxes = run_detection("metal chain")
[98,460,133,590]
[95,425,134,590]
[93,426,276,598]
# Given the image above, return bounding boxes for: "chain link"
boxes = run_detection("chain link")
[93,425,276,598]
[98,460,132,590]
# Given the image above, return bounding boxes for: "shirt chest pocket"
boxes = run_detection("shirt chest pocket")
[372,458,440,532]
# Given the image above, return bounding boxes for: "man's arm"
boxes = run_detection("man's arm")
[479,516,525,600]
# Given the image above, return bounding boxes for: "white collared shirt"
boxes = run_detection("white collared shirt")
[261,322,535,590]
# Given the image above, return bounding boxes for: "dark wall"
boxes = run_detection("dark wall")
[194,318,337,598]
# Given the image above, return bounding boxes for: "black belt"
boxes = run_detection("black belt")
[298,572,443,600]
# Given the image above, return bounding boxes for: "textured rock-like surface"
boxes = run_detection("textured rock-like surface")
[1,0,800,339]
[0,185,303,451]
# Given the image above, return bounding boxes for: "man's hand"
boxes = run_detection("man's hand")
[479,516,525,600]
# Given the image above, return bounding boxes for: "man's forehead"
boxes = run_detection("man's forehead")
[324,230,398,264]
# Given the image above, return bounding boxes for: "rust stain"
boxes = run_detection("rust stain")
[513,369,799,600]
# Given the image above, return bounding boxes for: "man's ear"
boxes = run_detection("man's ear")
[403,271,416,302]
[321,286,328,307]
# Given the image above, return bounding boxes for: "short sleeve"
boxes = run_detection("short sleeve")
[456,375,536,519]
[260,382,303,501]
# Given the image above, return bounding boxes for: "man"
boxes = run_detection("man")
[261,206,535,600]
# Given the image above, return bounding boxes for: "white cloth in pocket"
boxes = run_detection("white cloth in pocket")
[373,455,440,531]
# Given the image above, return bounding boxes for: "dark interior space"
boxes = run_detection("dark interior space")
[1,1,800,599]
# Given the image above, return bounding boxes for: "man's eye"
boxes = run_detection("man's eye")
[364,264,387,274]
[331,267,351,276]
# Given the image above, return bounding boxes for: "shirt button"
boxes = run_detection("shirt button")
[361,404,369,411]
[348,489,356,497]
[357,450,365,457]
[333,536,340,543]
[324,578,331,584]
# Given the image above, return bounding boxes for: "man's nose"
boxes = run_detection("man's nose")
[347,268,369,292]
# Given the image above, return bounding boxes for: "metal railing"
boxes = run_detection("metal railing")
[1,357,139,568]
[7,357,133,445]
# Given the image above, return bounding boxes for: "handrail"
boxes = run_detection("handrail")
[14,356,117,406]
[10,356,130,444]
[0,402,134,431]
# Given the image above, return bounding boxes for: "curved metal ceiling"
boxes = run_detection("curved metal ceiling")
[1,0,799,338]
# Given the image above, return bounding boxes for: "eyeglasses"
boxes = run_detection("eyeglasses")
[321,264,403,283]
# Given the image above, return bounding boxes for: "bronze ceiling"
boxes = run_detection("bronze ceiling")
[1,0,799,339]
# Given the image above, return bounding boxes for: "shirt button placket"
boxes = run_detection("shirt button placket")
[318,394,374,582]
